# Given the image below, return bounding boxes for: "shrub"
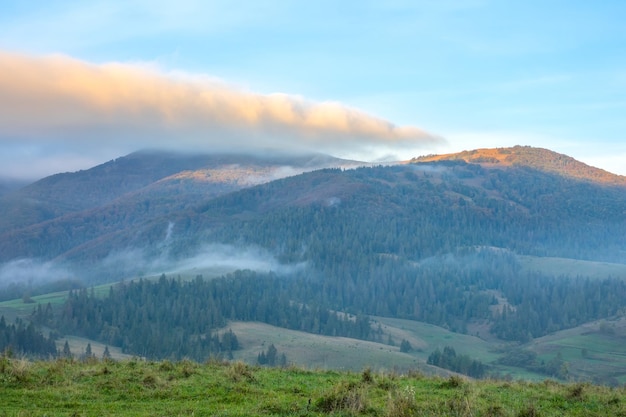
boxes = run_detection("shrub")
[485,404,507,417]
[518,404,540,417]
[158,360,174,372]
[178,359,196,378]
[8,358,31,382]
[361,367,373,384]
[567,383,586,400]
[385,386,418,417]
[226,361,255,383]
[441,375,464,389]
[315,381,368,414]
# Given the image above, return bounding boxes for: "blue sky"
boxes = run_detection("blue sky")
[1,0,625,179]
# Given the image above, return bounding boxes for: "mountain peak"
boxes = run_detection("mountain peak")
[413,145,626,186]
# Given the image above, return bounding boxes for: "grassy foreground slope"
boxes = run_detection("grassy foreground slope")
[1,356,625,417]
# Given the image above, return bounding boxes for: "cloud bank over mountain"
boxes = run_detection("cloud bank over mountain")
[0,51,443,179]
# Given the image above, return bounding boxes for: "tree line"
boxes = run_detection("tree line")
[0,316,57,358]
[41,272,372,361]
[427,346,486,378]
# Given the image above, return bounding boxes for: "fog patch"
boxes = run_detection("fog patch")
[165,244,308,276]
[99,243,308,280]
[164,221,174,242]
[0,258,74,288]
[244,166,305,185]
[100,247,153,278]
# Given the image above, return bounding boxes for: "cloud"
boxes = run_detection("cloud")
[165,243,308,276]
[99,243,307,279]
[0,258,72,287]
[0,51,443,174]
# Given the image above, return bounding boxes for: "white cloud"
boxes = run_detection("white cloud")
[0,51,443,178]
[100,243,307,279]
[0,258,72,287]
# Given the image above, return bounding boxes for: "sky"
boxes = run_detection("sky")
[1,0,625,180]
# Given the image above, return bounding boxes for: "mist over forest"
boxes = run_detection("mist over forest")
[1,146,626,384]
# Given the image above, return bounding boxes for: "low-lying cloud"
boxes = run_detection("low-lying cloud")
[0,243,307,289]
[100,243,307,280]
[0,258,73,288]
[0,51,443,178]
[165,244,308,276]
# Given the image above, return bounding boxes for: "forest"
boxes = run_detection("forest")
[427,346,486,378]
[6,245,625,366]
[0,316,57,358]
[30,272,372,361]
[1,156,625,378]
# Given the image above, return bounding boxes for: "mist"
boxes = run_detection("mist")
[165,244,308,276]
[97,242,307,282]
[0,258,74,288]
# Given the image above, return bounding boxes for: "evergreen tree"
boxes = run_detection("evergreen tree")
[63,340,72,358]
[102,345,111,360]
[85,343,93,358]
[266,344,277,366]
[400,339,412,353]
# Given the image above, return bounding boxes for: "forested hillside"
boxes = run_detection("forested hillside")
[1,147,626,381]
[0,151,361,265]
[0,150,220,235]
[2,148,624,270]
[177,161,626,265]
[38,272,372,361]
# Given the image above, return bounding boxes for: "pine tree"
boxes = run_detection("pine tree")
[63,340,72,358]
[85,343,93,358]
[400,339,412,353]
[266,344,277,366]
[102,345,111,359]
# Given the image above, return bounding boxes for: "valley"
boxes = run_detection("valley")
[1,146,625,386]
[3,254,626,383]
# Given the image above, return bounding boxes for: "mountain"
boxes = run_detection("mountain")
[413,145,626,186]
[3,145,626,382]
[2,146,625,271]
[71,150,625,267]
[0,150,363,236]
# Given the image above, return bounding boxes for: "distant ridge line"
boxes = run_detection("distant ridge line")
[412,145,626,186]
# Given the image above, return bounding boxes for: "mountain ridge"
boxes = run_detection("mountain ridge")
[1,146,625,273]
[2,145,626,383]
[0,150,364,236]
[412,145,626,186]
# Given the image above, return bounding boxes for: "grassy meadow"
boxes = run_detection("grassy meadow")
[518,256,626,280]
[3,254,626,385]
[2,355,626,417]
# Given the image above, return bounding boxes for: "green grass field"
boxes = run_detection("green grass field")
[518,255,626,280]
[373,316,499,363]
[228,321,428,373]
[527,317,626,385]
[1,356,625,416]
